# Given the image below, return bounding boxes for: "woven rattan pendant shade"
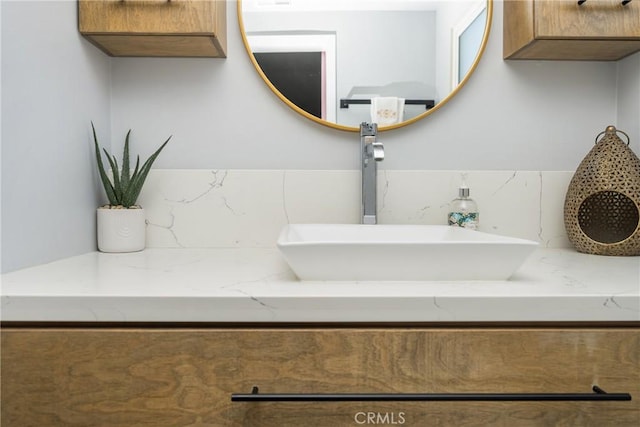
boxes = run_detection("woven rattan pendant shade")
[564,126,640,256]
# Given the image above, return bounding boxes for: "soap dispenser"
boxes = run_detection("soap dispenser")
[448,179,479,230]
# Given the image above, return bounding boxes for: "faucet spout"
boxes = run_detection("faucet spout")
[361,122,384,225]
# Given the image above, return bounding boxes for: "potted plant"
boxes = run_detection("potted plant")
[92,123,171,253]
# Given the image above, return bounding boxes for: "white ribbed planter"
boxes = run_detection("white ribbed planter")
[97,207,146,253]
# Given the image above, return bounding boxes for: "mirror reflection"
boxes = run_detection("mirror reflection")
[239,0,492,131]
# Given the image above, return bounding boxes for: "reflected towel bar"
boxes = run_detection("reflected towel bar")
[231,386,631,402]
[340,99,435,109]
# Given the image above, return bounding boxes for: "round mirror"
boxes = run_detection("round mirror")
[239,0,492,132]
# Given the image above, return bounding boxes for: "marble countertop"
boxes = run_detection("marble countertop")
[1,248,638,323]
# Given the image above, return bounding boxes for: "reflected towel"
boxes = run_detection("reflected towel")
[371,97,405,126]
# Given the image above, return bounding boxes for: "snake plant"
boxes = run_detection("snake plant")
[92,122,171,208]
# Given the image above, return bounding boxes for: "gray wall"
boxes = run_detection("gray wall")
[617,53,640,151]
[1,0,111,272]
[2,0,639,272]
[110,1,631,170]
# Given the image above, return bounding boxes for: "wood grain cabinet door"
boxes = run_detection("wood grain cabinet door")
[534,0,640,39]
[504,0,640,60]
[78,0,227,57]
[2,327,639,426]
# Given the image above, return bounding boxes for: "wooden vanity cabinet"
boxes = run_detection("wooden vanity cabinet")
[78,0,226,57]
[504,0,640,60]
[2,326,639,426]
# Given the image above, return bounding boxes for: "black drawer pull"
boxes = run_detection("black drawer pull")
[578,0,633,4]
[232,386,631,402]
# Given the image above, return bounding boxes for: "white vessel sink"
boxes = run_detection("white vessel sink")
[277,224,539,281]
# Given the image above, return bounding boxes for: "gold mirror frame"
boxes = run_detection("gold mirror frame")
[238,0,493,132]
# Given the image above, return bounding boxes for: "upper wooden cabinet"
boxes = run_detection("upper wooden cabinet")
[78,0,227,58]
[504,0,640,60]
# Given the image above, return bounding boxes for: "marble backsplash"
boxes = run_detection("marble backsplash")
[138,170,575,249]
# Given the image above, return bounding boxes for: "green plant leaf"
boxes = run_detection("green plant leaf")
[103,149,122,205]
[92,122,117,205]
[121,129,132,193]
[123,136,171,207]
[122,156,142,208]
[131,156,141,181]
[91,123,170,208]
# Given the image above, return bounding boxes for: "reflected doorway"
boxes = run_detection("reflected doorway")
[254,51,324,119]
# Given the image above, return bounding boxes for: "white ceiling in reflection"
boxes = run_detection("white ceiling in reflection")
[243,0,473,12]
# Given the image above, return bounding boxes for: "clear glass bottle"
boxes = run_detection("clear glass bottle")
[448,186,479,230]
